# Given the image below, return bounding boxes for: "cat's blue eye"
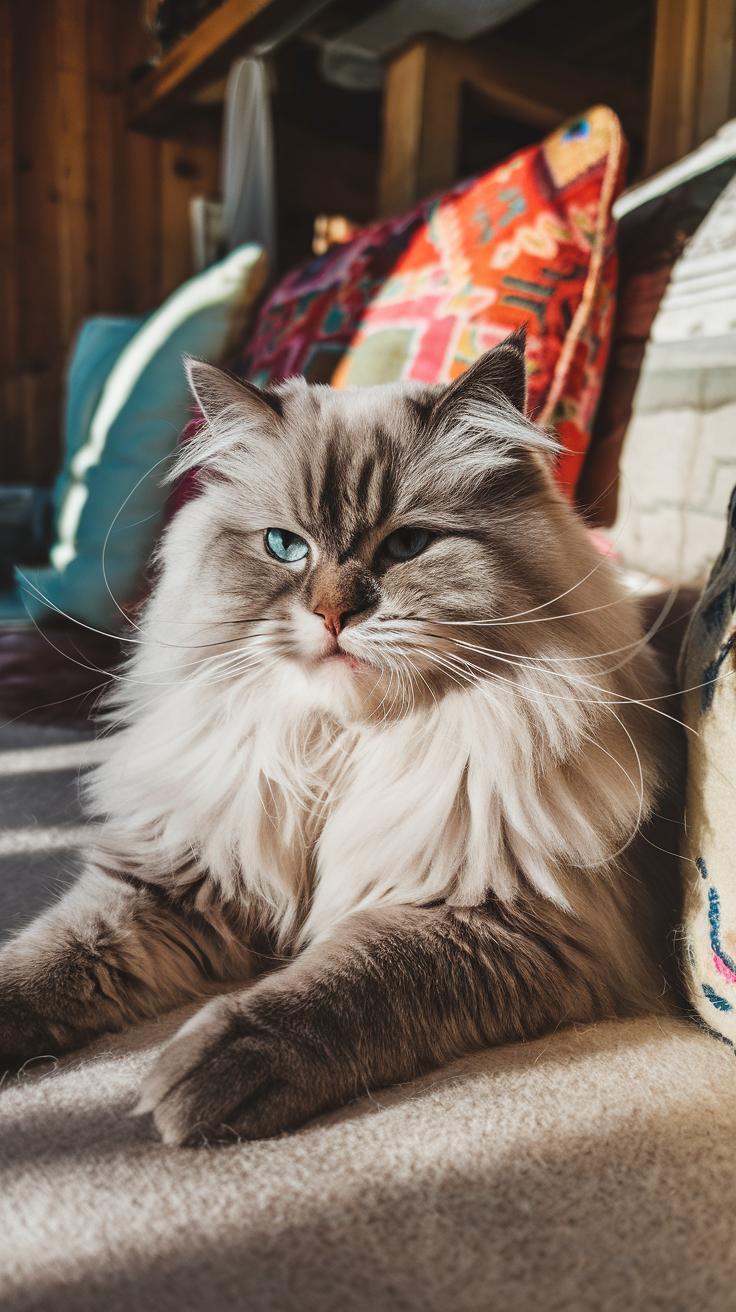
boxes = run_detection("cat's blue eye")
[264,528,310,563]
[382,527,432,562]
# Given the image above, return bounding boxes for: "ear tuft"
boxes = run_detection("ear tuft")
[438,328,528,421]
[184,357,282,430]
[422,325,560,466]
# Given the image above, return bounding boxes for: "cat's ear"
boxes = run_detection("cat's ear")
[424,326,559,469]
[436,327,528,422]
[168,359,282,483]
[185,358,282,431]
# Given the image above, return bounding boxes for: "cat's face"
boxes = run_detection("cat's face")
[169,334,587,721]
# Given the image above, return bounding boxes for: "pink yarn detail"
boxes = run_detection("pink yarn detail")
[713,951,736,987]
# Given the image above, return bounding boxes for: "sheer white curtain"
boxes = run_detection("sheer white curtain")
[221,56,277,267]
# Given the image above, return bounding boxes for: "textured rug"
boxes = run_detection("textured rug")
[1,721,735,1312]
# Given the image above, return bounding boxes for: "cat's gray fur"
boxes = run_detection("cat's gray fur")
[0,332,681,1144]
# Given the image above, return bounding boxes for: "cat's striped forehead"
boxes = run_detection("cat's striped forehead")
[274,381,431,555]
[180,335,556,553]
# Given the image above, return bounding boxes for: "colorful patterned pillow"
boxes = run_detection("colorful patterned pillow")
[240,106,625,497]
[680,486,736,1042]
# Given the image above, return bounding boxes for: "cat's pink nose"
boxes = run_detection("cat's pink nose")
[314,607,344,636]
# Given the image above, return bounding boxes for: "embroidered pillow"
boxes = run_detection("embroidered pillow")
[240,105,625,498]
[680,485,736,1041]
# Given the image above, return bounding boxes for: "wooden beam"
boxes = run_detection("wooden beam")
[646,0,705,173]
[697,0,736,143]
[379,33,645,217]
[127,0,328,136]
[460,36,644,136]
[379,39,461,218]
[646,0,736,175]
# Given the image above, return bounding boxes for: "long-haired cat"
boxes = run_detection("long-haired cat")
[0,331,680,1145]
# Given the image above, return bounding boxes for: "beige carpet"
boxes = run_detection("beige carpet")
[1,722,735,1312]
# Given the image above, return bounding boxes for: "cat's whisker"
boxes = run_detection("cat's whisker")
[573,707,646,868]
[408,654,440,712]
[384,624,574,696]
[414,645,478,695]
[105,646,268,695]
[390,587,687,671]
[392,651,415,721]
[393,572,664,632]
[0,677,114,731]
[103,646,277,710]
[406,635,639,721]
[20,606,131,686]
[122,640,276,686]
[403,654,419,718]
[371,638,445,717]
[17,569,285,656]
[414,640,736,818]
[408,643,649,866]
[435,635,648,718]
[420,629,606,689]
[584,587,684,677]
[201,644,288,684]
[377,660,399,726]
[16,570,141,645]
[420,551,611,627]
[547,575,687,674]
[374,661,393,723]
[406,626,700,732]
[100,666,255,727]
[381,558,660,632]
[98,448,181,635]
[389,661,413,722]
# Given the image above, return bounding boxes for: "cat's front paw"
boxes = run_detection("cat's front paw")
[138,994,329,1146]
[0,986,56,1072]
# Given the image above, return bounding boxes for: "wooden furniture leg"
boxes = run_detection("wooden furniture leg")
[646,0,736,175]
[378,38,462,219]
[378,32,645,218]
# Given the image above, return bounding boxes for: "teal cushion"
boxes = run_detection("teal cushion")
[54,315,146,526]
[17,243,266,629]
[3,318,141,629]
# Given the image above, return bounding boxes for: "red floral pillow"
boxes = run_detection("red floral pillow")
[240,105,626,497]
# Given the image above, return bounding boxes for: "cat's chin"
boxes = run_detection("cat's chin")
[320,651,365,673]
[300,651,393,721]
[308,651,369,696]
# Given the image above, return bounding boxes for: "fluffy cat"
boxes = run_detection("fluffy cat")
[0,331,680,1145]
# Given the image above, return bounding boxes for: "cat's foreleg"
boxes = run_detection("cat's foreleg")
[0,840,252,1068]
[140,899,630,1146]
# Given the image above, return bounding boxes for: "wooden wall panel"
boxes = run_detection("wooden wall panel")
[116,2,165,316]
[0,1,22,480]
[55,0,93,353]
[160,137,220,300]
[646,0,736,174]
[0,0,220,484]
[11,1,62,481]
[0,3,19,385]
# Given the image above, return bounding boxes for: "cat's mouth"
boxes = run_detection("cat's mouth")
[319,634,365,672]
[320,647,365,672]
